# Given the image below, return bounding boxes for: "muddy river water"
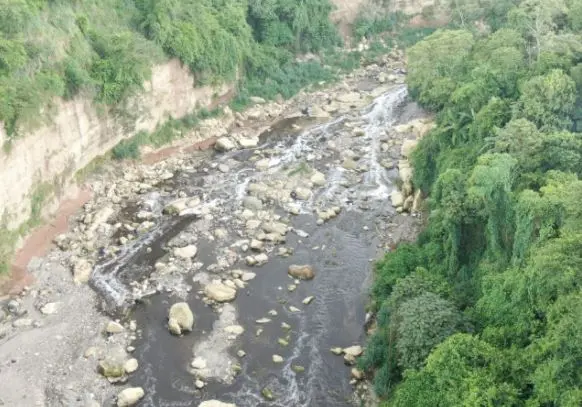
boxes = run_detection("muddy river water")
[87,85,421,407]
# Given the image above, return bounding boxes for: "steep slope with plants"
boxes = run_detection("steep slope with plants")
[360,0,582,405]
[0,0,342,274]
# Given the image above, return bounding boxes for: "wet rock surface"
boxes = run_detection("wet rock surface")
[0,51,426,407]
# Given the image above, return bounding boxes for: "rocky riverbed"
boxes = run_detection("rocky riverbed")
[0,50,432,407]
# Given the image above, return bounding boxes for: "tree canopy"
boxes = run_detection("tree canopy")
[363,1,582,405]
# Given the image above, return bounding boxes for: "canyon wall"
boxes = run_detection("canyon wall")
[0,59,232,230]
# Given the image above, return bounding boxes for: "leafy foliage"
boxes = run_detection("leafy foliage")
[0,0,341,138]
[364,1,582,405]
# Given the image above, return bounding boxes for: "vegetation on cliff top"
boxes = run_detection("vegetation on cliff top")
[361,0,582,405]
[0,0,340,141]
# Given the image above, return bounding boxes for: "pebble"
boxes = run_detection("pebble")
[195,379,205,389]
[281,322,291,330]
[237,350,246,358]
[268,310,278,316]
[272,355,284,363]
[256,318,271,324]
[288,306,301,313]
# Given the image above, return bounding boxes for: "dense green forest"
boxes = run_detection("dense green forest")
[360,0,582,405]
[0,0,340,139]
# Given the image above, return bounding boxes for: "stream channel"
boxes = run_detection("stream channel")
[90,84,420,407]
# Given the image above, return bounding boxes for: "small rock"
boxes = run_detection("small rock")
[343,345,363,357]
[288,265,315,280]
[205,282,237,302]
[344,354,356,365]
[250,239,264,251]
[224,325,245,335]
[241,272,256,281]
[277,338,289,347]
[289,306,301,313]
[261,388,275,401]
[106,321,125,334]
[40,302,60,315]
[168,302,195,335]
[272,355,284,363]
[353,128,365,137]
[342,158,357,170]
[99,358,125,378]
[215,137,236,152]
[310,171,326,186]
[390,190,404,208]
[281,322,291,330]
[218,164,230,173]
[292,365,305,373]
[73,259,93,284]
[199,401,236,407]
[237,350,246,358]
[331,347,343,355]
[294,187,312,201]
[243,196,263,211]
[195,379,205,389]
[124,359,139,374]
[173,245,198,259]
[256,318,271,324]
[254,253,269,266]
[12,318,33,328]
[238,136,259,148]
[191,357,207,370]
[116,387,144,407]
[351,368,364,380]
[7,299,20,314]
[302,296,314,305]
[287,284,297,292]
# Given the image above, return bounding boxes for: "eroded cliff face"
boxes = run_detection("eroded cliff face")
[0,59,232,230]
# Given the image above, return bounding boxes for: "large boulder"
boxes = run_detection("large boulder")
[390,190,404,208]
[117,387,145,407]
[288,265,315,280]
[173,245,198,259]
[168,303,194,335]
[205,283,237,302]
[215,137,237,152]
[199,401,236,407]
